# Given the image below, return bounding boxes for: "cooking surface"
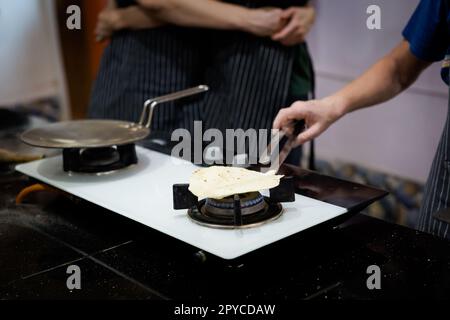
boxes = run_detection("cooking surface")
[15,147,349,260]
[2,122,449,299]
[21,120,149,148]
[1,169,450,299]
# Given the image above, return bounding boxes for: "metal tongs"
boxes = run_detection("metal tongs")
[259,120,306,173]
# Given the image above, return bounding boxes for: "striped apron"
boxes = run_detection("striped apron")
[88,26,205,133]
[88,0,309,137]
[418,66,450,240]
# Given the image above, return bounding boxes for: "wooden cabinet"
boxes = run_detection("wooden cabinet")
[56,0,107,119]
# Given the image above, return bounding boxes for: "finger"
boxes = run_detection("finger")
[95,24,112,41]
[273,109,292,130]
[281,124,294,136]
[280,34,305,46]
[95,21,107,34]
[273,104,308,129]
[96,34,105,42]
[280,7,296,19]
[95,25,105,38]
[295,123,322,145]
[272,18,297,41]
[95,24,108,41]
[272,22,296,41]
[280,25,306,44]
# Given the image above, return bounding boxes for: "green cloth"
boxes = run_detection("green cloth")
[289,43,313,98]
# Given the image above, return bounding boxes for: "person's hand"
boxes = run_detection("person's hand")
[95,6,126,41]
[245,7,286,37]
[135,0,167,10]
[95,5,163,41]
[273,97,344,146]
[271,6,315,46]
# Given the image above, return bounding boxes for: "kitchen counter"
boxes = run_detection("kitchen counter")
[1,163,450,300]
[1,117,449,300]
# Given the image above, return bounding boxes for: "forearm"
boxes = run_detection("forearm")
[117,6,163,30]
[136,0,251,32]
[328,41,430,118]
[107,0,117,9]
[328,56,405,118]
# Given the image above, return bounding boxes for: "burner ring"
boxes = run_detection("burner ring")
[189,197,283,229]
[204,192,265,216]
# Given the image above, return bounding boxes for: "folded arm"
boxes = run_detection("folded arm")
[96,0,286,40]
[96,0,164,39]
[97,0,315,47]
[139,0,317,41]
[136,0,279,35]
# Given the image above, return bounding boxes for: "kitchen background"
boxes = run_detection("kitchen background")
[1,0,446,228]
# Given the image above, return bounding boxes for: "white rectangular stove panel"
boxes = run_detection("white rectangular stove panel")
[16,147,347,260]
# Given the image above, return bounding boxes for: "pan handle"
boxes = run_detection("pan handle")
[139,85,209,128]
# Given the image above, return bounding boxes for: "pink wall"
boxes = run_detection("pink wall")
[307,0,448,183]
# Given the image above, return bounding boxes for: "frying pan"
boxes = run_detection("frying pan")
[21,85,209,149]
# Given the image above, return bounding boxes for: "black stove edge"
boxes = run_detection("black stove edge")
[278,164,389,212]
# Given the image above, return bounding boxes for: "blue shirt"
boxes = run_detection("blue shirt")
[403,0,450,84]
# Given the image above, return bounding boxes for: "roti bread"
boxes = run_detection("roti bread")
[189,166,283,200]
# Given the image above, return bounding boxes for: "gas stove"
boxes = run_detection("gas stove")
[15,146,386,260]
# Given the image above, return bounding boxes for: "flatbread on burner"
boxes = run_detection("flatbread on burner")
[188,166,283,200]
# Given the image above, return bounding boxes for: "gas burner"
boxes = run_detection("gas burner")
[62,144,137,174]
[190,192,283,229]
[173,176,295,229]
[204,192,266,216]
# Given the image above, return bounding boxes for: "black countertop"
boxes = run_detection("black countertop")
[1,165,450,300]
[0,117,449,300]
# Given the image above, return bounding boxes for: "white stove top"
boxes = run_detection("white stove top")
[16,147,347,260]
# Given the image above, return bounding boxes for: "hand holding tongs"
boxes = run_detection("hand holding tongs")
[259,120,306,173]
